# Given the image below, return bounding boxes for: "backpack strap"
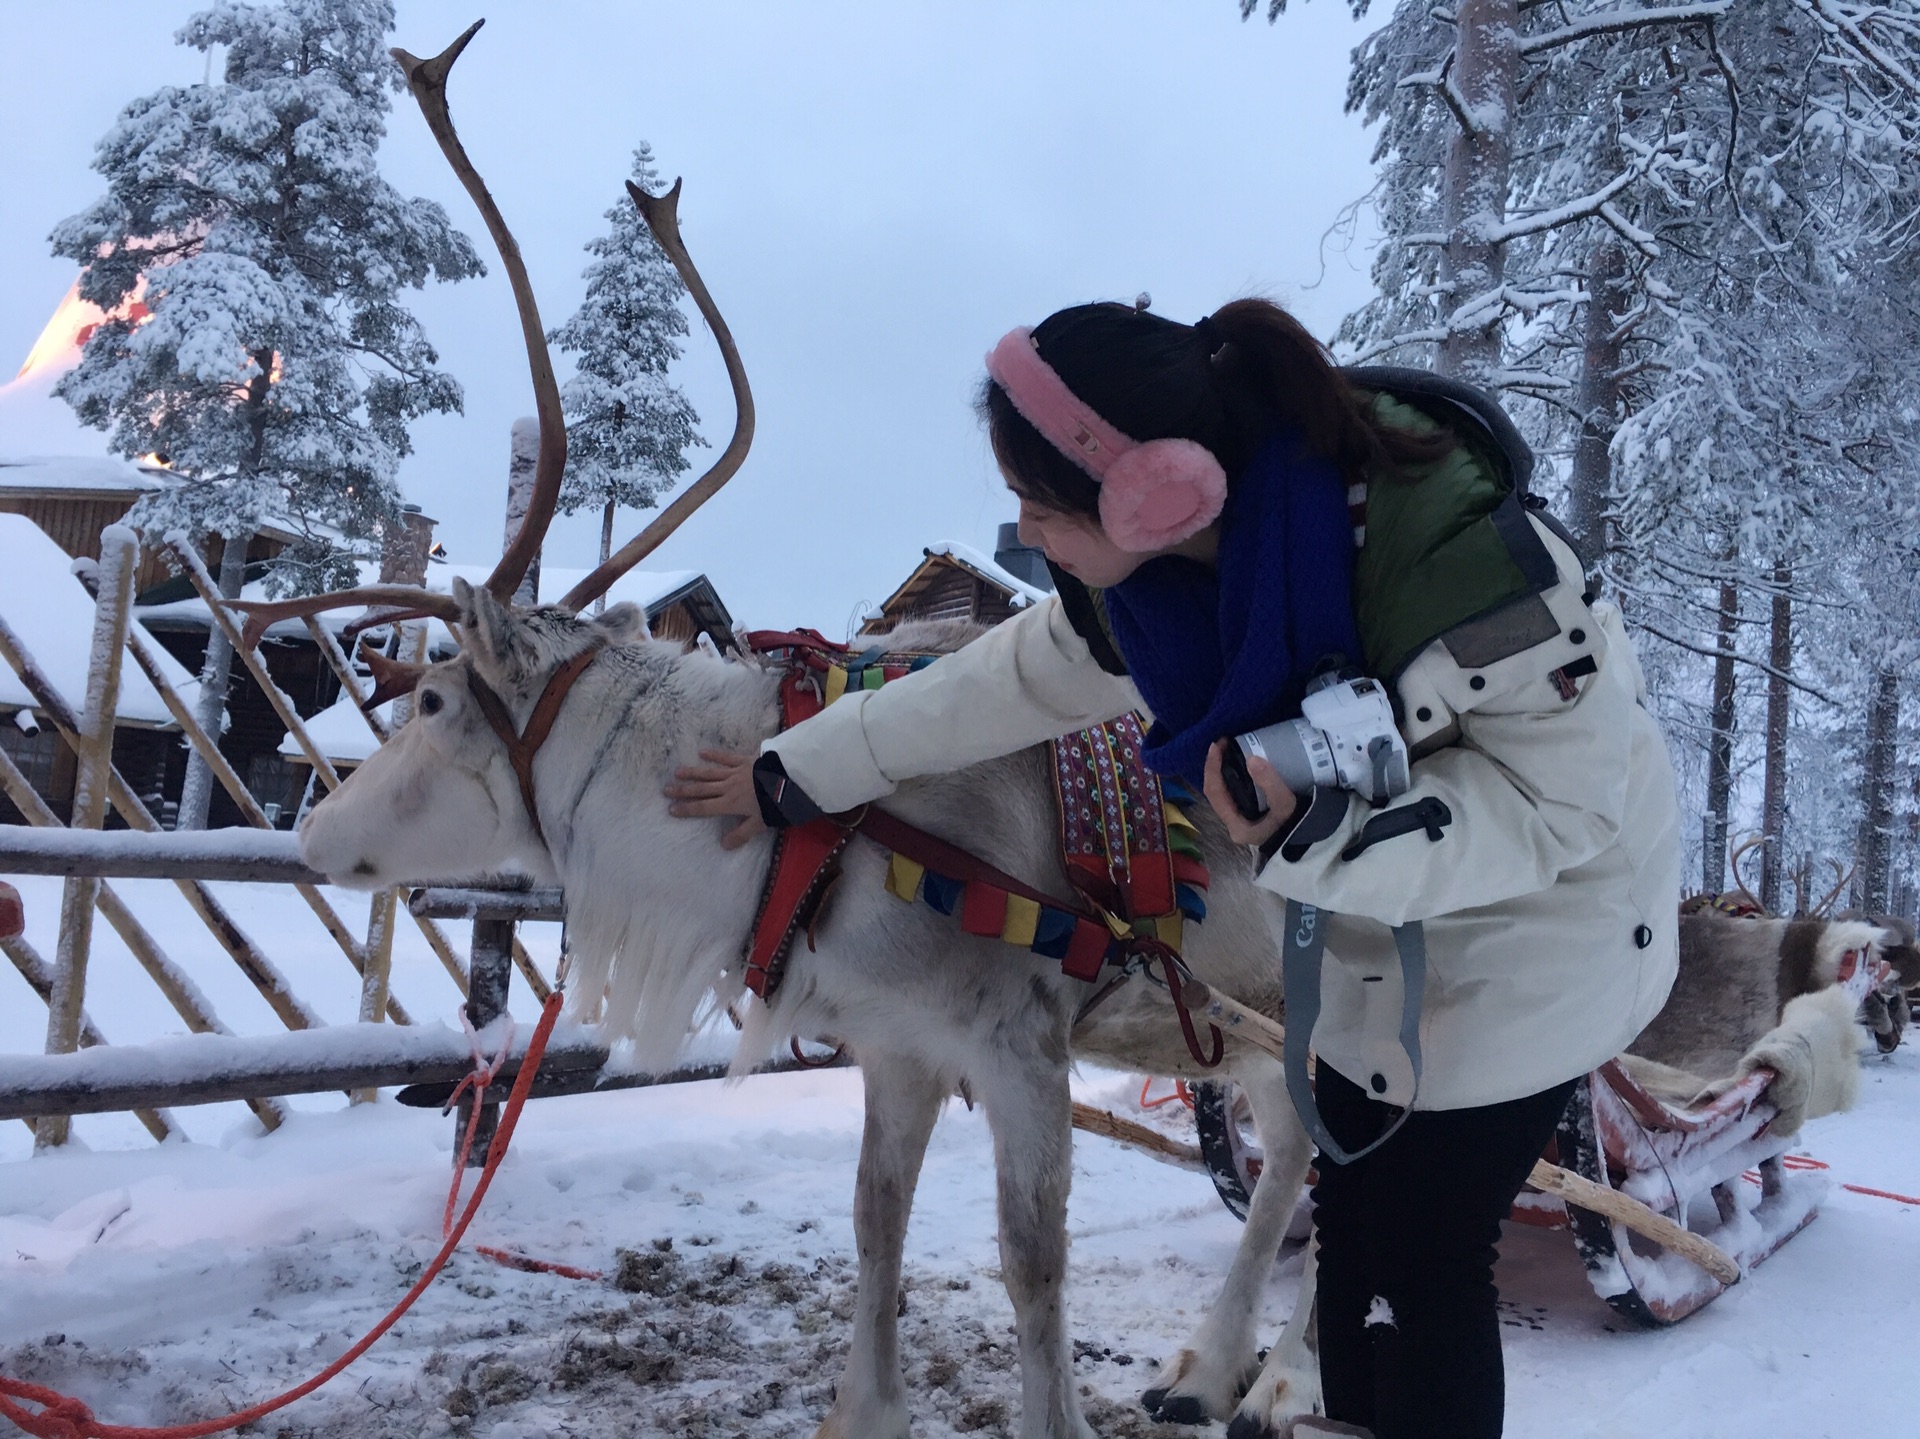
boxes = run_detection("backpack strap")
[1342,365,1535,492]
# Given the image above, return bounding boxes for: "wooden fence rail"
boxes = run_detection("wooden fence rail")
[3,537,557,1153]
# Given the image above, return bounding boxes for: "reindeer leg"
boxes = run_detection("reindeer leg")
[816,1049,947,1439]
[1144,1062,1312,1424]
[1230,1241,1322,1439]
[974,1042,1096,1439]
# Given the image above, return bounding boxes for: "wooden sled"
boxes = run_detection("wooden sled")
[1196,1056,1822,1327]
[1546,1061,1819,1324]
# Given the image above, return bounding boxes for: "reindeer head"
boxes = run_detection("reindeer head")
[299,580,648,888]
[224,21,751,888]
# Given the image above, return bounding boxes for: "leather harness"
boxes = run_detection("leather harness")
[464,639,605,848]
[452,627,1224,1069]
[739,629,1225,1067]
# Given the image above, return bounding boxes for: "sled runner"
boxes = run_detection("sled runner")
[1196,1054,1821,1327]
[1546,1060,1819,1323]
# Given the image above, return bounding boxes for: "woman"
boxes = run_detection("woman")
[669,299,1680,1439]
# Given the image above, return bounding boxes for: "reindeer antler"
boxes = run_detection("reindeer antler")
[393,20,566,605]
[227,587,465,652]
[219,25,735,644]
[1811,858,1856,918]
[219,20,571,646]
[1727,834,1768,914]
[557,178,754,612]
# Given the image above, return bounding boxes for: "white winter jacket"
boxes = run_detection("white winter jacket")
[764,518,1680,1111]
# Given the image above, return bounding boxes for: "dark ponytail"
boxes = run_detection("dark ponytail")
[982,297,1450,521]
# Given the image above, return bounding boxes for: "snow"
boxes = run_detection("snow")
[0,1015,603,1107]
[0,454,168,495]
[0,366,113,464]
[140,560,713,652]
[923,541,1049,609]
[279,691,388,765]
[0,826,305,868]
[0,860,1916,1436]
[0,512,201,726]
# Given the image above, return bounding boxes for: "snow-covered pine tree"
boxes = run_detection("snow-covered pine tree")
[50,0,482,827]
[547,144,703,600]
[1253,0,1920,905]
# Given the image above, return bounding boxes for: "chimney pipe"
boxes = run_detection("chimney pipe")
[994,522,1053,592]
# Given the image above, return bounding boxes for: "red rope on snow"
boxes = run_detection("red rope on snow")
[1739,1153,1920,1207]
[1137,1077,1196,1111]
[0,989,578,1439]
[440,1027,602,1282]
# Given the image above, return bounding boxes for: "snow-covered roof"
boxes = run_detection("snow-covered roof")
[922,540,1050,608]
[423,562,711,614]
[142,559,720,651]
[0,513,201,726]
[279,691,388,766]
[0,371,106,465]
[0,454,172,496]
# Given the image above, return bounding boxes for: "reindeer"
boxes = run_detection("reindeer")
[247,26,1324,1439]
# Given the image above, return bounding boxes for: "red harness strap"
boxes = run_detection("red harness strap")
[741,650,847,998]
[733,630,1223,1066]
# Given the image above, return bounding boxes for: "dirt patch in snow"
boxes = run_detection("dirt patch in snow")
[2,1238,1193,1439]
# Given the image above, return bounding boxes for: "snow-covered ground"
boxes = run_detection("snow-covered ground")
[2,870,1917,1437]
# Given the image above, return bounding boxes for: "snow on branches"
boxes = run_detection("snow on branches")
[50,0,482,596]
[546,144,704,567]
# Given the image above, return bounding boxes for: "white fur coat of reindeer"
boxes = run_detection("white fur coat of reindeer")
[301,587,1320,1439]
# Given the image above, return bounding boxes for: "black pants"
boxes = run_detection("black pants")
[1311,1067,1579,1439]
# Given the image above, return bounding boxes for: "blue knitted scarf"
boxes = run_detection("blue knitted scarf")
[1102,431,1362,785]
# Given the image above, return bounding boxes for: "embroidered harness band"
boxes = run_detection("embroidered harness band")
[739,628,1223,1067]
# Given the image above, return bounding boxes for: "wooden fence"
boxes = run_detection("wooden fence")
[0,526,826,1164]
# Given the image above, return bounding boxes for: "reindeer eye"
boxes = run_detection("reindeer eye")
[418,689,444,716]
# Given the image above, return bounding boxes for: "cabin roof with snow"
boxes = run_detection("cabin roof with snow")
[858,541,1050,636]
[0,512,201,727]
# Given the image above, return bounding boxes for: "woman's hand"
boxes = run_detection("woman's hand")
[1203,739,1299,848]
[665,749,766,850]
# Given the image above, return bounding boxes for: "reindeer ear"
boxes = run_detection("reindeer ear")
[591,602,649,644]
[454,576,526,677]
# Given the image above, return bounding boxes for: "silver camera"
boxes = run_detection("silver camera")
[1228,673,1410,814]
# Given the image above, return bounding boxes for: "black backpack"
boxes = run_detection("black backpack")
[1342,365,1589,578]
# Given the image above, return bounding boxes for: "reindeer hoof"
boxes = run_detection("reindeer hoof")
[1141,1388,1211,1426]
[1226,1415,1279,1439]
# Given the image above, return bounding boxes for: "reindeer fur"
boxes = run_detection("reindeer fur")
[1629,914,1896,1077]
[300,589,1317,1438]
[1619,985,1863,1135]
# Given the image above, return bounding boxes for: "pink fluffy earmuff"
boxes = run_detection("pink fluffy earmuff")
[985,326,1227,554]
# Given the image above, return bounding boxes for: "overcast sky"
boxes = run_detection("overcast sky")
[1,0,1386,634]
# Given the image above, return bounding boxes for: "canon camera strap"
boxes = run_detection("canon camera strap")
[1281,898,1428,1165]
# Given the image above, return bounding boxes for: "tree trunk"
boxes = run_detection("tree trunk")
[175,531,250,831]
[503,416,542,607]
[1703,574,1738,895]
[1435,0,1518,382]
[597,499,615,616]
[1568,240,1627,566]
[1759,566,1793,914]
[1857,667,1900,913]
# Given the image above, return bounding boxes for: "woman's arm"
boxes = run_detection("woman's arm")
[764,593,1143,813]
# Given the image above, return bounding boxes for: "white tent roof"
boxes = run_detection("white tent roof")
[0,513,201,725]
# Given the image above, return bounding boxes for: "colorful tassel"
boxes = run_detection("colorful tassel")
[1001,894,1041,947]
[885,852,924,903]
